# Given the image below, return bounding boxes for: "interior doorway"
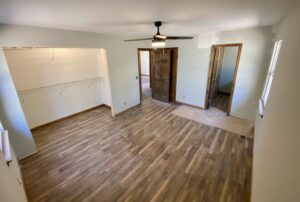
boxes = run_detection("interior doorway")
[205,44,242,114]
[138,49,152,100]
[137,48,178,103]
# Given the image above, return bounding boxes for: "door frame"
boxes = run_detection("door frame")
[137,48,153,102]
[204,43,243,115]
[137,47,178,103]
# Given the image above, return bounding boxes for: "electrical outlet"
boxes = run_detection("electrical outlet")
[182,96,186,99]
[124,102,127,105]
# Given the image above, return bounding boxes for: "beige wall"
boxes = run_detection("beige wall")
[252,1,300,201]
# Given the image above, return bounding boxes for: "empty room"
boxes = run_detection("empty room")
[0,0,299,202]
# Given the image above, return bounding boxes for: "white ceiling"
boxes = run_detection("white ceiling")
[0,0,295,36]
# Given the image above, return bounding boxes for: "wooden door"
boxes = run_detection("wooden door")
[209,47,223,105]
[152,49,172,102]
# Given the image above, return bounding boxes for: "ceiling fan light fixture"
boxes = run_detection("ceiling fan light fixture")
[152,39,166,47]
[124,21,193,42]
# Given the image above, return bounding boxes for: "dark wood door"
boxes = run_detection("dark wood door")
[152,49,172,102]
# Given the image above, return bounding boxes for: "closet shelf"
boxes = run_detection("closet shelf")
[17,77,105,92]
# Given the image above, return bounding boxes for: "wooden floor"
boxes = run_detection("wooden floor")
[20,98,253,202]
[211,93,230,112]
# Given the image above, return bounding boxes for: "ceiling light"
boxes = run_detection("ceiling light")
[152,39,166,47]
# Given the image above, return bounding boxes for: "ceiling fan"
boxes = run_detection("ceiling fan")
[124,21,193,47]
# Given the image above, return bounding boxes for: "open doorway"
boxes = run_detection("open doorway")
[205,44,242,114]
[138,49,152,100]
[137,48,178,103]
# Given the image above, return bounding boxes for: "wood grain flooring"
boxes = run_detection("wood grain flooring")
[20,98,253,202]
[142,75,152,100]
[211,93,230,112]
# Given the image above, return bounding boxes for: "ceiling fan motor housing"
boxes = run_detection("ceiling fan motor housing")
[154,21,162,27]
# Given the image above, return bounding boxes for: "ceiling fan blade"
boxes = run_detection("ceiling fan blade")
[166,36,194,40]
[124,38,153,42]
[155,35,167,39]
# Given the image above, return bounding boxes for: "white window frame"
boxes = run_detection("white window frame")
[259,40,282,117]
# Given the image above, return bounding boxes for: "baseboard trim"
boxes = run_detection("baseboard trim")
[31,104,109,131]
[176,101,205,110]
[102,104,111,109]
[19,150,38,161]
[113,104,140,117]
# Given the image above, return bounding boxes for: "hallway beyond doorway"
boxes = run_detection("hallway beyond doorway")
[211,93,230,112]
[141,75,151,100]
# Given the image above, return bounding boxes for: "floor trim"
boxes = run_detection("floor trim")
[176,101,205,110]
[113,103,141,117]
[19,150,38,161]
[30,104,109,131]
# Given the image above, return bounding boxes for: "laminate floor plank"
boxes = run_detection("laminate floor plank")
[20,98,253,202]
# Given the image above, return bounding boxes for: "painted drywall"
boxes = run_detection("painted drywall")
[0,140,27,202]
[4,48,111,128]
[0,49,36,159]
[0,24,144,116]
[252,1,300,202]
[167,26,273,120]
[4,48,103,90]
[0,24,273,121]
[97,49,112,106]
[218,47,239,93]
[140,51,150,75]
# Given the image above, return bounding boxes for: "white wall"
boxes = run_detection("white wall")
[0,24,142,116]
[0,24,273,121]
[0,136,28,202]
[97,49,112,106]
[168,26,273,120]
[0,49,36,159]
[4,48,111,128]
[218,47,239,93]
[140,51,150,75]
[252,1,300,202]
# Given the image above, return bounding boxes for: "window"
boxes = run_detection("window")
[259,40,282,117]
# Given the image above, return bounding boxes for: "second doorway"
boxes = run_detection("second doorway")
[205,44,242,114]
[138,48,178,103]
